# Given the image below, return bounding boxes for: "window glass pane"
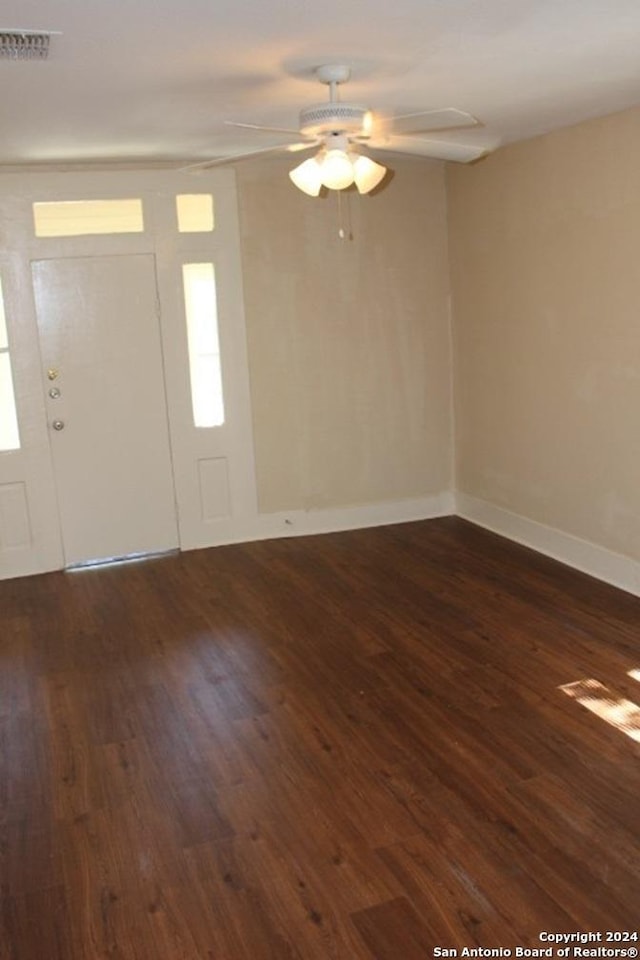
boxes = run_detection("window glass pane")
[0,353,20,451]
[176,194,214,233]
[33,198,144,237]
[0,277,7,350]
[182,263,225,427]
[192,356,225,428]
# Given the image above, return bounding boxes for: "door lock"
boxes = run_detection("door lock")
[49,387,61,399]
[52,419,65,431]
[47,368,59,381]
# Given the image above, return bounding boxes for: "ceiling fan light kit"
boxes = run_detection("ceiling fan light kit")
[289,145,386,196]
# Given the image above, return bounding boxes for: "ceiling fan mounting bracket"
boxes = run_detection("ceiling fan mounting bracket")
[316,64,351,86]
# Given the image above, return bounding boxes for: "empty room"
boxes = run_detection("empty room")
[0,1,639,957]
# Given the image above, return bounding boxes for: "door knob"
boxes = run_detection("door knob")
[52,419,65,431]
[49,387,61,399]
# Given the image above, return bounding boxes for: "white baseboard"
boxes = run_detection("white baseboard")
[260,490,456,539]
[190,490,456,551]
[456,492,640,598]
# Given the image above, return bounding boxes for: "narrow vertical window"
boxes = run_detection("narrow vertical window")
[0,278,20,451]
[182,263,225,427]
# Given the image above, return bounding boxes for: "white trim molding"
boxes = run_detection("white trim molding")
[259,491,455,540]
[456,492,640,599]
[193,491,456,551]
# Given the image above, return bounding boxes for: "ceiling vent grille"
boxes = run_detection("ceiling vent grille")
[0,30,52,60]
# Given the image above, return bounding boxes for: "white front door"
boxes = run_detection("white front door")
[32,254,179,566]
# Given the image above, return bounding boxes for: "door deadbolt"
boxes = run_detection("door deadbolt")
[52,419,65,431]
[47,368,59,381]
[49,387,61,399]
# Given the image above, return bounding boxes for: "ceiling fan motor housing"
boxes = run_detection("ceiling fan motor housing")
[299,102,370,138]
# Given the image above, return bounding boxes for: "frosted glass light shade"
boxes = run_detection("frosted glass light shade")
[290,147,388,195]
[289,158,323,196]
[321,150,355,190]
[352,155,387,194]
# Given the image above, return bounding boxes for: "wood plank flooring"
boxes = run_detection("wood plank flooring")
[1,517,639,958]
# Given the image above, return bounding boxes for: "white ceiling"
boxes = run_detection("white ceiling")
[2,0,640,166]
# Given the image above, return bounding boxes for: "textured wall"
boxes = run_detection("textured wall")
[448,107,640,560]
[236,155,454,513]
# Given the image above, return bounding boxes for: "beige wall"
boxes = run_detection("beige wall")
[236,155,453,513]
[447,107,640,560]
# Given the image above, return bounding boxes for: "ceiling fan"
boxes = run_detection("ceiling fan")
[186,64,489,196]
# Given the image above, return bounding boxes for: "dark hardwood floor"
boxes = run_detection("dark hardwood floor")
[1,517,639,959]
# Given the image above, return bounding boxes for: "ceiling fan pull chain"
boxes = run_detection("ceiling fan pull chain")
[337,189,351,241]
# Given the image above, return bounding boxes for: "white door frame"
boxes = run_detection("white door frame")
[0,169,258,579]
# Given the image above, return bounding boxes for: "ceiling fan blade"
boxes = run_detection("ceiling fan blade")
[179,141,315,173]
[369,135,490,164]
[390,107,479,134]
[364,107,480,142]
[225,120,311,137]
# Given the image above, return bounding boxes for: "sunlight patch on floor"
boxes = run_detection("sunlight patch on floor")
[560,678,640,743]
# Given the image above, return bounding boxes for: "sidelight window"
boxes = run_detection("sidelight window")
[0,278,20,451]
[182,263,225,427]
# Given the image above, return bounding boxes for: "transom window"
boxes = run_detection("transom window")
[176,194,214,233]
[33,198,144,237]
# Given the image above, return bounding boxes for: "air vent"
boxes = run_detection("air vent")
[0,30,53,60]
